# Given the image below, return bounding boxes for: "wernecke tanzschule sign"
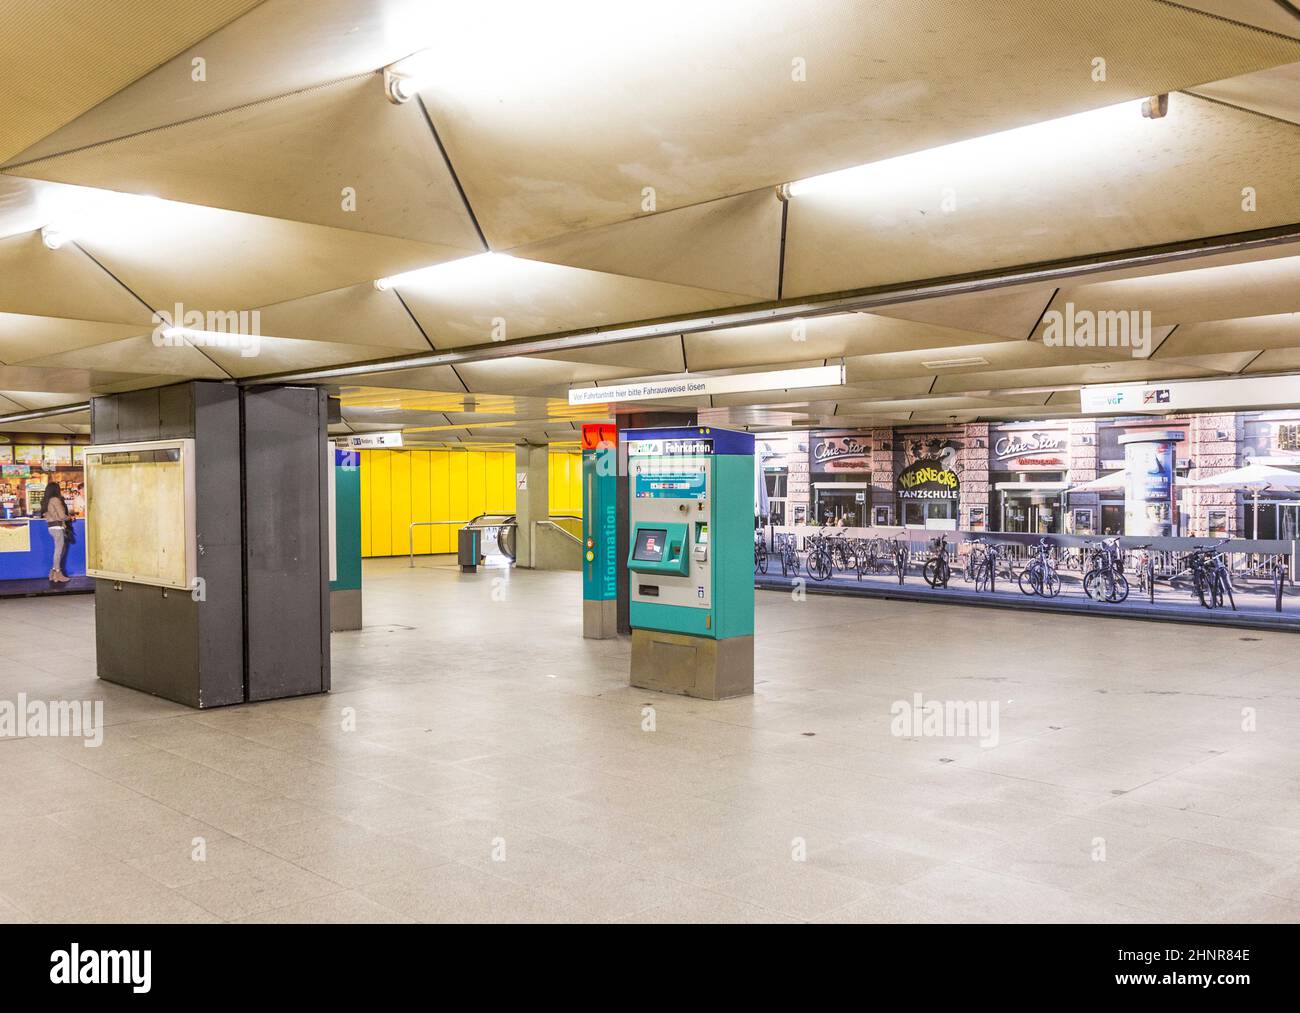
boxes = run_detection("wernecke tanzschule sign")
[896,458,960,501]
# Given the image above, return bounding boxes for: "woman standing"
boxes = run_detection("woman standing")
[41,481,71,583]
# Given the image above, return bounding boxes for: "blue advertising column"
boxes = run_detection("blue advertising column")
[624,426,754,699]
[1120,431,1185,537]
[581,424,618,639]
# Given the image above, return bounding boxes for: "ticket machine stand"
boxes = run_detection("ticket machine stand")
[624,426,754,699]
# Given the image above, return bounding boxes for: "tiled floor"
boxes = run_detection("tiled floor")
[2,555,1298,923]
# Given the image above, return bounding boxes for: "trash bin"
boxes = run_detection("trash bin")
[457,527,480,573]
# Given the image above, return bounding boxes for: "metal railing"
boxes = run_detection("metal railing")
[408,515,515,567]
[407,513,583,567]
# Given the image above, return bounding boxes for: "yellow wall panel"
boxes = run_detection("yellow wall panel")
[448,452,469,543]
[389,449,412,559]
[430,452,452,553]
[360,447,553,557]
[549,451,583,516]
[466,452,487,520]
[410,451,432,555]
[369,450,392,557]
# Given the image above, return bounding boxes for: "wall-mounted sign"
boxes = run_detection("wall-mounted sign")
[340,432,404,449]
[809,435,871,473]
[896,458,960,501]
[626,438,713,457]
[1082,375,1300,415]
[993,431,1066,461]
[568,364,843,406]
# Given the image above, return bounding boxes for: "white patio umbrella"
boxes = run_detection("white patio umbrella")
[754,453,770,520]
[1181,462,1300,537]
[1065,470,1127,493]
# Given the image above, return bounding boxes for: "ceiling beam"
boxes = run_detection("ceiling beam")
[242,220,1300,386]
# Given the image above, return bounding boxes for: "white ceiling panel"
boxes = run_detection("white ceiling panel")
[0,313,148,363]
[419,0,1300,248]
[255,282,432,350]
[1192,61,1300,125]
[783,93,1300,297]
[70,195,469,312]
[513,190,781,299]
[7,76,486,249]
[393,255,750,349]
[23,335,228,379]
[868,284,1058,341]
[685,313,1011,372]
[0,226,153,324]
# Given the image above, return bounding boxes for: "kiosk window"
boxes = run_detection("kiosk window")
[632,528,668,562]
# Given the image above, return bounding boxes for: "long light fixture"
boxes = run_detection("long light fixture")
[373,252,509,292]
[38,190,175,251]
[780,99,1147,199]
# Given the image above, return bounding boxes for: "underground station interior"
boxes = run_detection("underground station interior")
[1,0,1300,968]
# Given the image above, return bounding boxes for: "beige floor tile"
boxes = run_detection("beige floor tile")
[6,559,1300,923]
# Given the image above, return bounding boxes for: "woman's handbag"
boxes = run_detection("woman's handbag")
[64,519,76,546]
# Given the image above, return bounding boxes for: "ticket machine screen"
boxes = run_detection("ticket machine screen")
[632,527,667,562]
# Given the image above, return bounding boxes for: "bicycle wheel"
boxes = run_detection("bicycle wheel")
[806,551,831,582]
[1083,568,1100,600]
[1043,570,1062,598]
[1195,570,1213,608]
[974,561,991,594]
[1110,572,1129,603]
[1018,566,1040,596]
[1216,570,1235,610]
[755,544,768,575]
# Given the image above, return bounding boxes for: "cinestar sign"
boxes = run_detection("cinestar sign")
[568,365,843,406]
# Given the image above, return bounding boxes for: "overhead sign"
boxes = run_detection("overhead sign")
[568,365,843,406]
[1081,375,1300,415]
[896,458,960,501]
[339,432,404,449]
[810,435,871,473]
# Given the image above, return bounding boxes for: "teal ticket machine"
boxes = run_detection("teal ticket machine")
[625,426,754,699]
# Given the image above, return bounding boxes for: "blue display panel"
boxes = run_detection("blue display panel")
[634,472,706,499]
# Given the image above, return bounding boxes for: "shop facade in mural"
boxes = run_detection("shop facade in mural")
[763,410,1300,537]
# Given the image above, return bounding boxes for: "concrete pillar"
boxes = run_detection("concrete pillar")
[89,380,330,708]
[513,442,550,568]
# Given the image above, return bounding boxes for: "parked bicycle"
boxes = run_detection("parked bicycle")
[1129,543,1155,601]
[964,537,1016,590]
[754,531,769,575]
[1018,538,1062,597]
[966,538,1012,594]
[775,532,800,578]
[1184,540,1237,611]
[922,534,952,589]
[805,527,834,581]
[1082,536,1129,603]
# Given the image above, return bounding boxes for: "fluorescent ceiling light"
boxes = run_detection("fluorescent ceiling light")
[39,189,177,249]
[374,252,510,292]
[784,100,1146,199]
[921,356,990,369]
